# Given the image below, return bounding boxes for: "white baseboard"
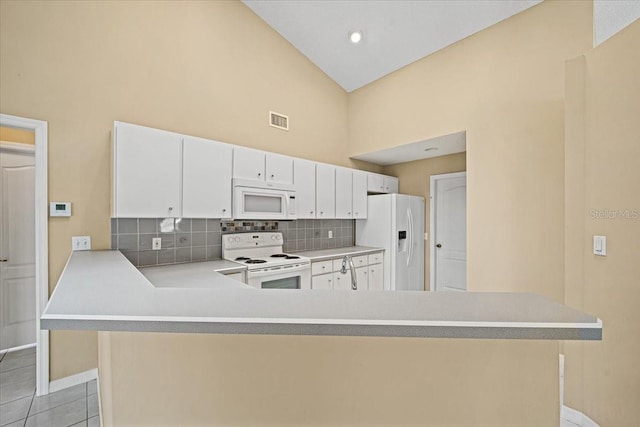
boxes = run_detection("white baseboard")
[562,405,600,427]
[0,342,36,355]
[49,368,98,393]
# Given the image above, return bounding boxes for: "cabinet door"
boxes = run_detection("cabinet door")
[333,271,352,291]
[233,146,265,181]
[384,176,399,193]
[316,164,335,218]
[266,153,293,185]
[352,171,368,219]
[183,136,232,219]
[335,168,353,219]
[312,273,333,290]
[114,122,182,218]
[367,172,384,193]
[294,159,316,219]
[355,267,369,291]
[368,263,384,291]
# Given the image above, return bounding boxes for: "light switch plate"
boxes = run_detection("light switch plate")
[593,235,606,256]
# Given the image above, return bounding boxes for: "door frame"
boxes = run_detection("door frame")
[0,114,49,396]
[429,171,466,291]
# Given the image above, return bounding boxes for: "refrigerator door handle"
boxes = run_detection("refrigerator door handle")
[407,209,413,267]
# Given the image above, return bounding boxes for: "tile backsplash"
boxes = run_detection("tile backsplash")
[111,218,354,267]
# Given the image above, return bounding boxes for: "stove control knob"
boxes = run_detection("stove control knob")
[234,237,240,243]
[227,237,233,243]
[271,235,276,240]
[276,235,281,240]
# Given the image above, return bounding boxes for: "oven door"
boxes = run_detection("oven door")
[247,264,311,290]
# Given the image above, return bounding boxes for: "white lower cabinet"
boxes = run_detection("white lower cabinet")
[310,251,383,291]
[311,273,333,290]
[355,267,368,291]
[368,263,383,291]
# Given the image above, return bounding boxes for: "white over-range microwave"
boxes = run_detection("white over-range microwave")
[232,179,297,220]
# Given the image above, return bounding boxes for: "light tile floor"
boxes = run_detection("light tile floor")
[0,347,99,427]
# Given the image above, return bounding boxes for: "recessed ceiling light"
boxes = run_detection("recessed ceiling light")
[424,147,438,152]
[349,31,362,44]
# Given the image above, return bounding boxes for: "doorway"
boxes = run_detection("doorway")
[430,172,466,291]
[0,115,49,396]
[1,140,36,350]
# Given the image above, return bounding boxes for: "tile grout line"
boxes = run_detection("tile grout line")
[24,388,36,426]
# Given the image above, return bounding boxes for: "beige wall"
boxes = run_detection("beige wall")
[99,331,559,426]
[349,0,592,300]
[382,153,466,290]
[0,0,352,379]
[0,125,34,144]
[564,21,640,426]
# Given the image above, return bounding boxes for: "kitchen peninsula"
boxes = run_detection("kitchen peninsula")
[42,250,601,340]
[41,250,602,426]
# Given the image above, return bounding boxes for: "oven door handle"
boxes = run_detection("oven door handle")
[247,263,310,278]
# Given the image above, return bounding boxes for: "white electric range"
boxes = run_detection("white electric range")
[222,232,311,290]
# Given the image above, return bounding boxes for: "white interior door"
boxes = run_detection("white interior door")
[0,146,36,350]
[431,172,466,292]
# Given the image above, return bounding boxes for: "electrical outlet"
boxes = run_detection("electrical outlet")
[152,237,162,250]
[71,236,91,251]
[328,230,333,238]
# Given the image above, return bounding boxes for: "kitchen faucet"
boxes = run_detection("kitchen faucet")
[341,256,358,290]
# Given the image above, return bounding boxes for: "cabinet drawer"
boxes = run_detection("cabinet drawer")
[332,258,352,272]
[352,255,368,268]
[368,252,383,265]
[312,260,333,276]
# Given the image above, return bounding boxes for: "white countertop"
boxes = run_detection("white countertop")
[40,250,602,340]
[139,260,250,289]
[294,246,383,261]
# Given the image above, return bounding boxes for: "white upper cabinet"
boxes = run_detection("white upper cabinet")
[266,153,293,185]
[335,167,353,219]
[294,159,316,219]
[233,146,265,181]
[367,172,399,194]
[352,171,368,219]
[233,147,293,185]
[113,122,399,219]
[113,122,182,218]
[367,173,384,193]
[316,164,335,218]
[183,136,232,219]
[384,176,399,193]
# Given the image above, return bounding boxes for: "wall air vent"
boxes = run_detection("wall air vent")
[269,111,289,131]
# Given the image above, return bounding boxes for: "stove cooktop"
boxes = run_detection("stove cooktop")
[222,232,309,269]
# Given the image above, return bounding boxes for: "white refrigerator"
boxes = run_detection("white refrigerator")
[356,194,425,291]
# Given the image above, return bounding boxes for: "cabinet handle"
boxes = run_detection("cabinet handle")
[355,212,358,215]
[347,212,351,215]
[320,211,323,215]
[222,209,226,212]
[271,174,275,179]
[258,172,262,177]
[310,211,314,214]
